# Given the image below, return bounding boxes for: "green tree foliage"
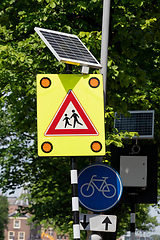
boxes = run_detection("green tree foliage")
[0,195,8,240]
[0,0,160,237]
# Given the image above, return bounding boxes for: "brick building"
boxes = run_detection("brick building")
[4,188,40,240]
[5,210,31,240]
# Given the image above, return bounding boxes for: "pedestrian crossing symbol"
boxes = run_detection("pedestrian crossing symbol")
[37,74,105,156]
[45,90,98,136]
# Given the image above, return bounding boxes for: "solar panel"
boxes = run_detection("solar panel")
[114,110,154,139]
[34,27,102,69]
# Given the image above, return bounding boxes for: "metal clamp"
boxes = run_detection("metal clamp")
[131,140,141,154]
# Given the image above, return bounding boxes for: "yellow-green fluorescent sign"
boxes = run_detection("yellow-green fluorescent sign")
[37,74,105,156]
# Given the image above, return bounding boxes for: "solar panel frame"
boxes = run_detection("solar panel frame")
[34,27,102,69]
[114,110,154,139]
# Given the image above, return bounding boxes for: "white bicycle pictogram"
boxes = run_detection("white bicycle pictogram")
[80,175,116,198]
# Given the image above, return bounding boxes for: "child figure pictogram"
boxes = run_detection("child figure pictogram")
[63,114,72,128]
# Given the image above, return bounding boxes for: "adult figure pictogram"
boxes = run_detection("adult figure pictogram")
[70,110,83,128]
[63,114,72,128]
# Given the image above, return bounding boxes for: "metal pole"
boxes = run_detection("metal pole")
[71,157,80,240]
[130,194,136,240]
[65,64,80,240]
[95,0,111,164]
[100,0,111,104]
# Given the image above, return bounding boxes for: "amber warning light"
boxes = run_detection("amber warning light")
[40,77,51,88]
[41,142,53,153]
[91,141,102,152]
[89,77,100,88]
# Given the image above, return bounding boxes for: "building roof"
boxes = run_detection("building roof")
[8,211,30,218]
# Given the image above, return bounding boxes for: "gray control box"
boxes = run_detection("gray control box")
[120,156,147,187]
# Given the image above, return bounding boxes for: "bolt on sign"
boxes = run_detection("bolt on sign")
[37,74,105,156]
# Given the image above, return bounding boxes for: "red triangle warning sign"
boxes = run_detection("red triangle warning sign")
[45,90,99,136]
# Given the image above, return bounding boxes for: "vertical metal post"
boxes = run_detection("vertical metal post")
[71,157,80,240]
[65,64,80,240]
[100,0,111,104]
[130,194,136,240]
[96,0,111,163]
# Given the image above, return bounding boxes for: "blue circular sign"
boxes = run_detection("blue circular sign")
[78,164,123,212]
